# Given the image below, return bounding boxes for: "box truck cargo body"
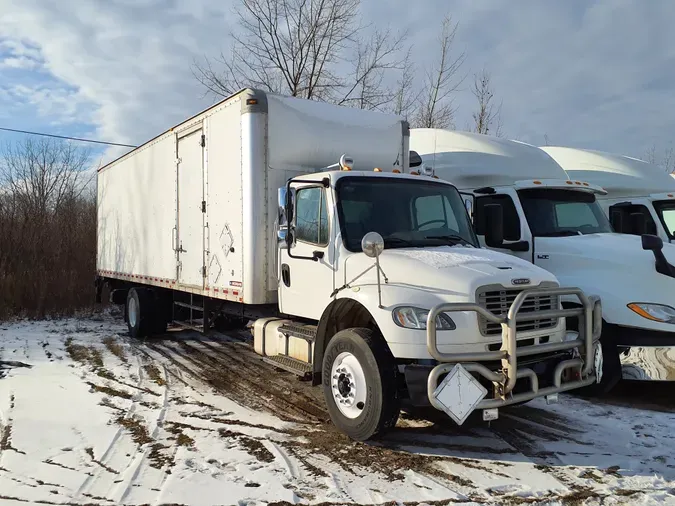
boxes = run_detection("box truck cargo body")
[410,128,675,385]
[96,90,601,440]
[97,89,410,306]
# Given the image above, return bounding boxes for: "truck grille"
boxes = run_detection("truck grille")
[477,285,559,336]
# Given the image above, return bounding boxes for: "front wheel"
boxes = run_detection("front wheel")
[322,328,400,441]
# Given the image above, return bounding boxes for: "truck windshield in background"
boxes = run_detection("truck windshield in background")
[336,178,478,252]
[654,200,675,240]
[518,189,613,237]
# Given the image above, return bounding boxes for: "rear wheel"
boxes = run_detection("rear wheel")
[322,328,400,441]
[126,288,166,338]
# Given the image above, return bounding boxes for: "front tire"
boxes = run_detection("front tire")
[322,328,400,441]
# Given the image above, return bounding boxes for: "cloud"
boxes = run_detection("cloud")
[0,0,674,163]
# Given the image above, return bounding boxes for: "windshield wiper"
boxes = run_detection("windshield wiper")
[537,229,582,237]
[426,234,474,246]
[383,236,418,247]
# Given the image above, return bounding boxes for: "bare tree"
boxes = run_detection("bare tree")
[338,28,409,110]
[471,68,503,136]
[413,15,465,129]
[390,48,419,118]
[192,0,408,109]
[645,144,675,173]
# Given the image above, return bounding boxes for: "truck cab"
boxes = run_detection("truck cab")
[410,129,675,387]
[256,156,601,439]
[541,147,675,244]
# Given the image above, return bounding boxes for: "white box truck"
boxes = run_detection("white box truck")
[96,90,601,440]
[410,129,675,386]
[541,147,675,244]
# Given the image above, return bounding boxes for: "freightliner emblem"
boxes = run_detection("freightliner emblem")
[511,278,531,285]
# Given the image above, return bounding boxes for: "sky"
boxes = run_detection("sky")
[0,0,674,168]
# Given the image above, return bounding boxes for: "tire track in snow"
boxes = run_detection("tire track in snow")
[114,362,173,504]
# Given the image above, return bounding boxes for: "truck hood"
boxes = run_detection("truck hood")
[536,233,675,274]
[344,246,558,300]
[534,233,675,329]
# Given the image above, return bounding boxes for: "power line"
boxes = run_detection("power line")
[0,126,137,148]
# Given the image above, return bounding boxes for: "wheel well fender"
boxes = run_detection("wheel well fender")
[312,297,383,385]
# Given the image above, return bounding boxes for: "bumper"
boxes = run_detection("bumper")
[620,347,675,381]
[423,287,602,423]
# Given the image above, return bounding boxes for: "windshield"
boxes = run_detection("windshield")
[654,200,675,239]
[336,177,478,251]
[517,188,613,237]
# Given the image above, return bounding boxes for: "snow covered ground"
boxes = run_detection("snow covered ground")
[1,311,674,506]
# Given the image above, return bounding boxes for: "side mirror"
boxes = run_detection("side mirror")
[410,150,423,168]
[362,231,385,258]
[277,187,288,227]
[609,209,623,232]
[278,186,296,248]
[630,212,647,236]
[642,234,663,252]
[484,204,505,248]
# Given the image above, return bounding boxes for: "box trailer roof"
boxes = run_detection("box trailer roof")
[541,146,675,199]
[100,88,408,174]
[410,129,569,189]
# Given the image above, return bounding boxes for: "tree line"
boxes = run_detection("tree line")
[0,138,96,318]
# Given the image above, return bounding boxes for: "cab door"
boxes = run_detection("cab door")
[278,184,335,319]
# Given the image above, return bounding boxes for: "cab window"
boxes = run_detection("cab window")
[295,187,329,245]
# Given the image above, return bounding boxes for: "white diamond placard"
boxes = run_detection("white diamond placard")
[432,364,487,425]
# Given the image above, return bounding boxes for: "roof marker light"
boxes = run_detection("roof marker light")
[392,169,401,173]
[373,168,382,172]
[410,171,420,176]
[533,180,542,185]
[566,180,573,185]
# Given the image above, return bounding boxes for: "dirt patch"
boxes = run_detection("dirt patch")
[87,382,133,400]
[103,336,127,364]
[84,447,118,474]
[278,425,475,485]
[66,339,115,381]
[166,422,196,448]
[115,415,153,446]
[143,364,166,386]
[148,442,175,470]
[219,429,275,463]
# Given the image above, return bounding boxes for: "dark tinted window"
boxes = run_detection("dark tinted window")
[475,194,521,241]
[608,203,657,236]
[518,189,612,236]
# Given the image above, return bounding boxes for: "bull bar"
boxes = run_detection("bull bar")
[425,287,602,412]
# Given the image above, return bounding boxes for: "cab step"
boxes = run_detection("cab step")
[262,355,312,378]
[278,323,317,342]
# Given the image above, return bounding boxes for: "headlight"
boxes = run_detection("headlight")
[392,306,456,330]
[627,303,675,324]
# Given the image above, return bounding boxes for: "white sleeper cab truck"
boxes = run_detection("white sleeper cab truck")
[96,90,600,441]
[541,147,675,244]
[410,129,675,387]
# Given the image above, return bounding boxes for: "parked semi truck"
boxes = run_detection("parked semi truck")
[541,147,675,244]
[410,129,675,385]
[96,90,601,440]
